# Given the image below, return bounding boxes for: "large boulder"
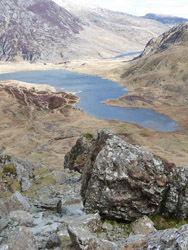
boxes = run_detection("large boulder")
[65,130,188,221]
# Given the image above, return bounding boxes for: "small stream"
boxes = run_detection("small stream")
[0,70,178,132]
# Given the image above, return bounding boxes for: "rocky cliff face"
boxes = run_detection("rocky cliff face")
[0,0,81,62]
[141,21,188,56]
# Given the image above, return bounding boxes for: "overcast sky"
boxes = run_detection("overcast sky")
[61,0,188,18]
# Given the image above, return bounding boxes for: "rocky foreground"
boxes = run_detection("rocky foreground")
[1,130,188,249]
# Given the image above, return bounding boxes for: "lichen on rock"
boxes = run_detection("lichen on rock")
[65,130,188,222]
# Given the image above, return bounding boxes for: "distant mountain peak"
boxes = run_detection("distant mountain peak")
[143,13,188,26]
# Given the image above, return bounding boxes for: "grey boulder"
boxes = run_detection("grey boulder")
[6,226,37,250]
[64,130,188,221]
[0,192,30,216]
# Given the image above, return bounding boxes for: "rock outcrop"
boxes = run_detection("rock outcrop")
[141,21,188,57]
[64,133,92,173]
[0,81,78,113]
[65,130,188,221]
[35,198,62,213]
[130,216,156,235]
[0,151,40,196]
[117,224,188,249]
[1,131,188,249]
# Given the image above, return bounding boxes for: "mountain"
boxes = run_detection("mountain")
[0,0,82,62]
[53,0,169,59]
[0,0,169,62]
[143,13,188,27]
[119,21,188,110]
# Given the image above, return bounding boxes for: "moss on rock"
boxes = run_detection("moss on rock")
[85,133,93,140]
[6,176,21,192]
[33,167,51,177]
[0,176,21,199]
[25,174,56,199]
[0,170,2,180]
[151,215,188,230]
[59,236,72,249]
[97,219,131,240]
[2,163,17,175]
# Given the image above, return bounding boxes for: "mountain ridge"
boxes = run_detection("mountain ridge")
[143,13,188,27]
[53,0,170,59]
[0,0,169,62]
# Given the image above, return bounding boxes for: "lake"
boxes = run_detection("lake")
[0,70,178,132]
[106,51,143,59]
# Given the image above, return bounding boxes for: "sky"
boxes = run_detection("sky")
[59,0,188,18]
[95,0,188,18]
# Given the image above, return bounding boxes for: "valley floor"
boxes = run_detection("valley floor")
[0,59,188,167]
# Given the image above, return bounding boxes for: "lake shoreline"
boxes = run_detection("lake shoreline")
[0,69,178,132]
[0,60,182,129]
[0,60,187,131]
[0,61,188,166]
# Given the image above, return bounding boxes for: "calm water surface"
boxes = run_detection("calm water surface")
[0,70,178,132]
[106,51,142,59]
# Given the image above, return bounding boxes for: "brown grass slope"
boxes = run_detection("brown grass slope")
[1,80,188,167]
[121,21,188,104]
